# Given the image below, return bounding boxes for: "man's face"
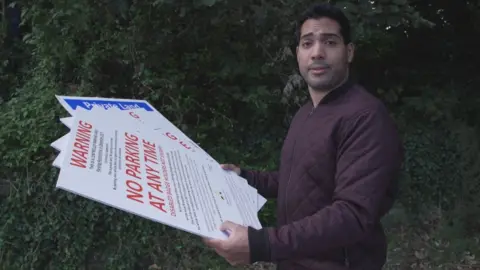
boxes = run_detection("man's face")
[296,17,354,92]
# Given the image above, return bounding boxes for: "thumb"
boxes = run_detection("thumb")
[221,164,236,170]
[220,164,241,175]
[219,220,237,232]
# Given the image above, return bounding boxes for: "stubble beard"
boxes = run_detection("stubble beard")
[305,68,349,93]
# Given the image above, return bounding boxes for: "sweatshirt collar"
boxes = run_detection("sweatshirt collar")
[317,77,353,105]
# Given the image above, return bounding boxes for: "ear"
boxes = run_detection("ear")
[346,43,355,63]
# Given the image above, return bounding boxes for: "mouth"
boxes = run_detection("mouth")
[309,67,328,75]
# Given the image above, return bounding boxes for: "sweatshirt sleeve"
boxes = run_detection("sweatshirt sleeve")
[248,105,404,263]
[240,169,279,199]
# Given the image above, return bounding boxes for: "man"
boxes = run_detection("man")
[204,3,404,270]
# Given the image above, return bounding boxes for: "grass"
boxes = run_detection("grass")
[382,207,480,270]
[145,206,480,270]
[4,203,476,270]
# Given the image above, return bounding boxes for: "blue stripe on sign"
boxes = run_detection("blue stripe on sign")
[63,98,154,111]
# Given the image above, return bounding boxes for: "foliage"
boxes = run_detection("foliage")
[0,0,479,269]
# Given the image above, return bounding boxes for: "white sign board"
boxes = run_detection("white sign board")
[50,96,267,239]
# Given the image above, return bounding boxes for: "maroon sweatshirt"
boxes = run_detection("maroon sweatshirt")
[241,79,404,270]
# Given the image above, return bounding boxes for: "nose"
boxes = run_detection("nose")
[311,41,325,59]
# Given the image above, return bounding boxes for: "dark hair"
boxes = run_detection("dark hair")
[295,3,352,45]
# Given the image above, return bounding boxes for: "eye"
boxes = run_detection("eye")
[301,41,312,48]
[324,40,337,46]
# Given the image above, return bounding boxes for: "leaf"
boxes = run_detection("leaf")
[200,0,218,7]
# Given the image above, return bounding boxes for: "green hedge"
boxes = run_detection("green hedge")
[1,1,478,269]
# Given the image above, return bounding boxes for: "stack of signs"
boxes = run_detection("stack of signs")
[50,95,267,240]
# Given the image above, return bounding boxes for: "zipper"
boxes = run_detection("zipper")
[284,139,296,224]
[285,103,350,265]
[344,248,349,266]
[284,106,315,223]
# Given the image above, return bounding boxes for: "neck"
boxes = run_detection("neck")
[309,89,329,107]
[309,74,349,107]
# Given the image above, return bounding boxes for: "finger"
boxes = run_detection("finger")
[220,164,236,170]
[219,220,237,232]
[214,246,228,257]
[219,221,239,235]
[227,259,237,266]
[202,236,213,243]
[212,245,235,262]
[214,248,234,265]
[203,237,222,248]
[224,257,242,267]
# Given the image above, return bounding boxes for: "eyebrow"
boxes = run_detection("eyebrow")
[300,32,342,40]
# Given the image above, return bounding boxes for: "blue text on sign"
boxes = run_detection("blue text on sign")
[63,98,154,112]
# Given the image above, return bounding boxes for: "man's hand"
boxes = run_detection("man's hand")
[203,221,250,266]
[220,164,241,176]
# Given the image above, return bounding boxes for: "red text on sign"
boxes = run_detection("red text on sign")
[70,120,93,169]
[123,133,169,215]
[164,132,191,150]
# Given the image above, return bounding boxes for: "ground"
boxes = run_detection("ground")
[146,206,480,270]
